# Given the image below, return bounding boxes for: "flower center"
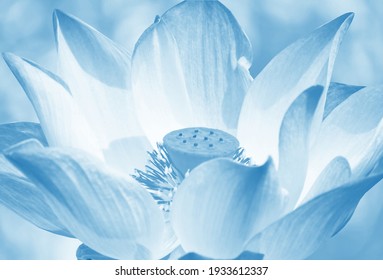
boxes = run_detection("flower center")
[163,127,239,174]
[133,127,248,212]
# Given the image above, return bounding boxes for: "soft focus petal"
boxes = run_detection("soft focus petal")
[6,140,167,259]
[0,155,71,236]
[238,13,353,164]
[171,158,286,259]
[0,122,47,150]
[131,18,193,144]
[2,53,102,158]
[278,86,323,209]
[54,10,145,149]
[303,86,383,199]
[178,251,263,260]
[324,82,364,119]
[246,174,383,259]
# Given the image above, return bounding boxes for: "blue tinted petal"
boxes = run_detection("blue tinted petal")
[147,0,252,131]
[2,53,102,158]
[304,86,383,198]
[171,158,287,259]
[54,11,145,149]
[132,19,194,145]
[278,86,323,209]
[246,173,383,259]
[0,122,47,151]
[178,251,263,260]
[238,13,353,164]
[324,82,364,119]
[5,140,167,259]
[0,155,71,236]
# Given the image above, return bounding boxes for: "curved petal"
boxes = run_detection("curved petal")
[303,86,383,198]
[162,0,253,130]
[238,13,353,164]
[131,19,194,145]
[171,158,287,259]
[54,10,145,148]
[133,0,252,141]
[246,173,383,259]
[0,122,47,151]
[5,140,167,259]
[178,251,263,260]
[278,86,323,209]
[324,82,364,119]
[2,53,102,158]
[0,155,71,237]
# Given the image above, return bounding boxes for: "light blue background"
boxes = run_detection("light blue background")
[1,0,383,259]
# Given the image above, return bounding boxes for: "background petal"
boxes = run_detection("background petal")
[171,158,287,259]
[238,13,353,164]
[246,173,383,259]
[2,53,102,158]
[6,140,167,259]
[54,11,146,150]
[0,122,47,150]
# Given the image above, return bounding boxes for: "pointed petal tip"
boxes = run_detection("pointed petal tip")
[3,138,43,159]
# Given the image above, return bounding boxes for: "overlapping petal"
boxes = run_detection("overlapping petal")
[171,158,287,259]
[0,122,47,150]
[5,140,168,259]
[278,86,323,209]
[246,173,383,259]
[132,0,252,144]
[54,10,145,147]
[0,155,71,236]
[303,86,383,198]
[238,13,354,164]
[2,53,102,158]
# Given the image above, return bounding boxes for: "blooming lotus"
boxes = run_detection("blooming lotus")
[1,0,383,260]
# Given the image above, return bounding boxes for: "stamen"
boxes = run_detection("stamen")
[133,128,251,212]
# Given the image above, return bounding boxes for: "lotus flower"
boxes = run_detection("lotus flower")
[1,0,383,260]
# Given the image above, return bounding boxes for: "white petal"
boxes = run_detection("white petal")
[54,10,146,148]
[246,173,383,259]
[238,13,353,164]
[278,86,323,209]
[171,158,287,259]
[6,140,167,259]
[303,86,383,199]
[161,0,253,130]
[2,53,102,158]
[131,19,193,145]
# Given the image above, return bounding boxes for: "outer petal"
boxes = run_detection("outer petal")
[238,13,353,164]
[0,155,71,236]
[246,173,383,259]
[302,86,383,199]
[171,158,287,259]
[5,140,167,259]
[54,11,145,147]
[132,0,252,143]
[278,86,323,209]
[0,122,47,150]
[2,53,102,158]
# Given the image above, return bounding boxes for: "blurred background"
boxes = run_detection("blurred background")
[0,0,383,259]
